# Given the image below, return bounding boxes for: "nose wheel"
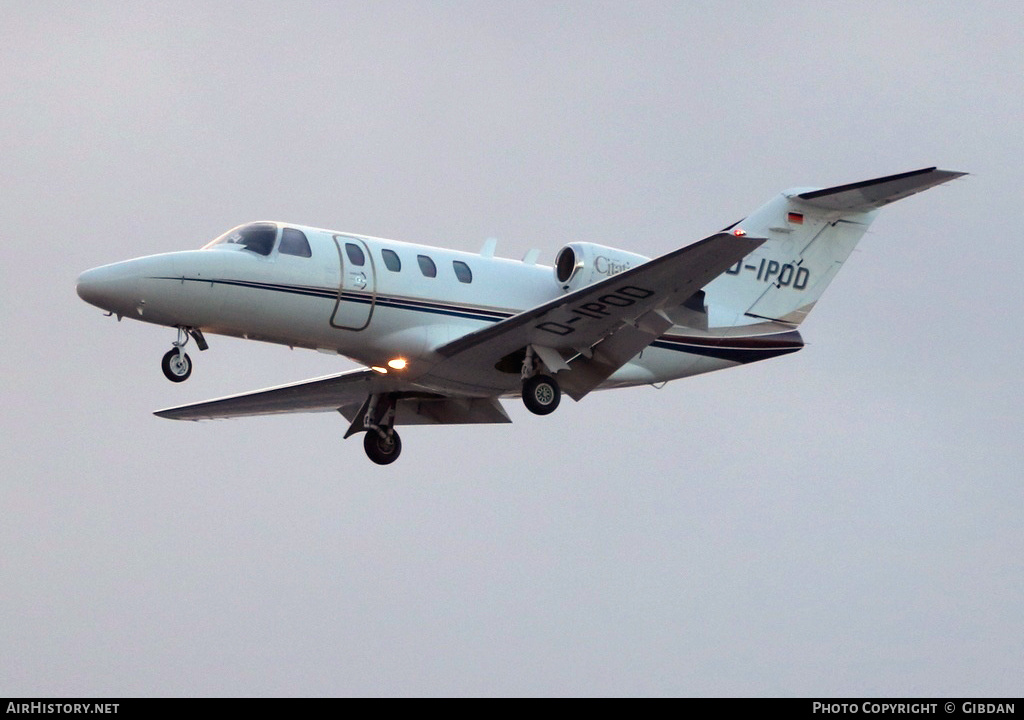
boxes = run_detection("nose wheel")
[161,347,192,382]
[160,326,206,383]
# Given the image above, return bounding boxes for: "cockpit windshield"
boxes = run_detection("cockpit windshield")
[203,222,278,256]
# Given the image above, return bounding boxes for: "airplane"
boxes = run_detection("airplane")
[76,167,964,464]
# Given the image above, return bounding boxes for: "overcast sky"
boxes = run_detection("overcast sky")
[2,0,1021,697]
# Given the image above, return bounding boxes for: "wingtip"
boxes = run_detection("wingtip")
[153,407,192,421]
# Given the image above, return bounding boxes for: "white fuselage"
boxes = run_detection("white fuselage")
[76,222,801,398]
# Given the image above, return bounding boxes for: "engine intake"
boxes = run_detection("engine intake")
[553,242,650,293]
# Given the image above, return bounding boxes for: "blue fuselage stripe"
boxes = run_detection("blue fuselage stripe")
[154,276,514,322]
[153,276,803,362]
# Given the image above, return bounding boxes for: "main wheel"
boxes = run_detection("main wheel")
[364,429,402,465]
[522,374,561,415]
[161,348,192,382]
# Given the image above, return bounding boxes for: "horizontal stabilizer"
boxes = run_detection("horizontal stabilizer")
[796,167,966,211]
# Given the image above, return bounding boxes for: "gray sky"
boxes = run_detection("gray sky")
[2,0,1021,697]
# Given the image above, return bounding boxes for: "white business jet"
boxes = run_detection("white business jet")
[77,168,963,464]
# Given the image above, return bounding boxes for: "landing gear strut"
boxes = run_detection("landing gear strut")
[520,345,561,415]
[161,326,206,383]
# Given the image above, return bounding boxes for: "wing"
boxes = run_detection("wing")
[154,367,387,421]
[428,231,765,400]
[154,366,513,427]
[153,366,512,428]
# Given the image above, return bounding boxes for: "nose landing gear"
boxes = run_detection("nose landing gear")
[161,326,207,383]
[161,347,192,382]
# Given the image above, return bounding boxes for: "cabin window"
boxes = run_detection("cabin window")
[345,243,366,266]
[382,248,402,272]
[204,222,277,256]
[417,255,437,278]
[452,260,473,284]
[279,228,312,258]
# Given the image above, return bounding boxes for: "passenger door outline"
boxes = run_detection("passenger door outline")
[330,235,376,330]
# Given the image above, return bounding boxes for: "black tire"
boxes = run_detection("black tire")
[161,348,192,383]
[364,429,402,465]
[522,374,561,415]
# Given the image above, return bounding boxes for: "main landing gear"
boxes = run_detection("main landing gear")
[353,394,403,465]
[364,428,402,465]
[520,346,561,415]
[522,374,560,415]
[161,326,207,383]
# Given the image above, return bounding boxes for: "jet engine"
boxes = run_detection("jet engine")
[553,242,650,293]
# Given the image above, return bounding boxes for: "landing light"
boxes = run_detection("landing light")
[371,366,388,374]
[387,358,407,370]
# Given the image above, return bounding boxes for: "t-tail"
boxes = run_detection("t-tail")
[704,167,965,328]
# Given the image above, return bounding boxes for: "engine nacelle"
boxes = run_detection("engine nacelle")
[553,242,650,293]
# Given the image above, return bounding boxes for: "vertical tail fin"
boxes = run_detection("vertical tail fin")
[704,168,965,327]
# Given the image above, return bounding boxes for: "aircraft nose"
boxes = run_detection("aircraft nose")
[76,262,140,313]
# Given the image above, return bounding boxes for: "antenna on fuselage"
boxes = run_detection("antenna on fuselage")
[479,237,497,258]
